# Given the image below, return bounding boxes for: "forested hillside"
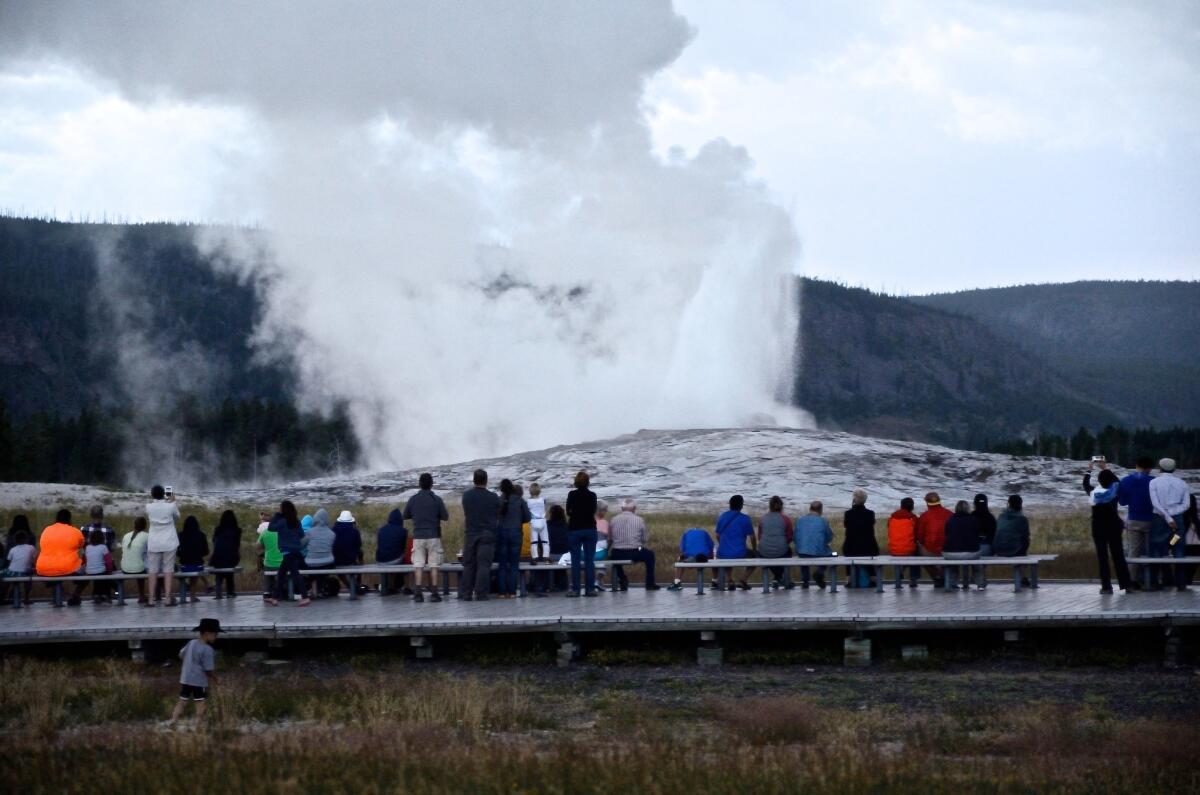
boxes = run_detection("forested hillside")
[1,216,1195,485]
[912,281,1200,429]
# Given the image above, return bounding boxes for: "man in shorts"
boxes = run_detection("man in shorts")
[404,472,449,602]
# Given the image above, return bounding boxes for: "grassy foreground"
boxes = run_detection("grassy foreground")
[4,501,1104,593]
[2,652,1197,794]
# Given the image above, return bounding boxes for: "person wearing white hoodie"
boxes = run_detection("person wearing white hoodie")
[527,483,550,562]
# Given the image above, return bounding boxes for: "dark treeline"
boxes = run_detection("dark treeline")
[978,425,1200,469]
[0,397,360,487]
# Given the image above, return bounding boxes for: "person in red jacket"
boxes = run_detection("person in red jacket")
[887,497,921,587]
[916,492,952,583]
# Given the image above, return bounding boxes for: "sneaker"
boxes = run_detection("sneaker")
[414,592,425,603]
[430,592,442,603]
[801,582,811,590]
[617,584,628,592]
[645,583,661,591]
[584,590,598,597]
[737,580,750,591]
[1100,586,1114,594]
[908,582,919,589]
[456,593,473,602]
[401,587,414,595]
[67,596,81,607]
[666,583,684,592]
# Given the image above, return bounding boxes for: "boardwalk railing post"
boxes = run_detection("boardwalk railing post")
[698,630,722,666]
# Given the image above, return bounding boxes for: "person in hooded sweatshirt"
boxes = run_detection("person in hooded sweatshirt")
[942,500,982,589]
[267,501,309,607]
[304,509,336,598]
[333,510,364,595]
[1084,462,1132,594]
[375,509,408,595]
[209,510,242,598]
[842,489,878,588]
[887,498,921,588]
[993,495,1030,557]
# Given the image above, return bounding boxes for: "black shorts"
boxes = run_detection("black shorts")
[179,684,208,701]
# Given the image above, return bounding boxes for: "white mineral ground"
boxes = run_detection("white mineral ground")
[2,428,1194,516]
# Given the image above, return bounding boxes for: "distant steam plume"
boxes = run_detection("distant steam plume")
[1,0,809,468]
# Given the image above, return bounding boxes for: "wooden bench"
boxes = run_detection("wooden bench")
[1127,556,1200,589]
[673,555,1057,594]
[439,560,633,597]
[263,565,417,600]
[675,557,845,594]
[857,555,1056,592]
[17,567,243,607]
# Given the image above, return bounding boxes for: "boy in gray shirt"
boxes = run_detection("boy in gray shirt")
[170,618,220,723]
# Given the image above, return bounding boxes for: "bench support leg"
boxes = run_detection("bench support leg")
[844,635,871,667]
[698,630,722,666]
[695,568,705,595]
[761,568,771,594]
[1030,565,1040,589]
[54,582,64,608]
[349,575,359,600]
[894,565,903,591]
[1013,566,1022,593]
[555,631,578,667]
[829,566,838,593]
[410,635,434,660]
[875,566,884,593]
[116,580,126,606]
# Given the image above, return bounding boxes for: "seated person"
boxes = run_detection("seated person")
[942,500,982,589]
[35,509,87,606]
[715,495,757,591]
[375,508,408,594]
[304,509,337,597]
[607,498,659,591]
[2,529,36,606]
[793,501,833,589]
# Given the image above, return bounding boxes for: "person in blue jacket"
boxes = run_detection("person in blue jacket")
[793,500,834,589]
[715,495,756,591]
[1117,456,1155,589]
[668,527,716,591]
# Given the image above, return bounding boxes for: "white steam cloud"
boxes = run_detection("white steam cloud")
[1,0,809,468]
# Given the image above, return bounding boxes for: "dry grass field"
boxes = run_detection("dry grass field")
[2,651,1197,794]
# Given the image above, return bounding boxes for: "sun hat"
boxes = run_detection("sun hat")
[337,510,356,523]
[193,618,221,634]
[1159,458,1177,473]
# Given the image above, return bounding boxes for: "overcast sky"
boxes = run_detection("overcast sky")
[1,0,1197,294]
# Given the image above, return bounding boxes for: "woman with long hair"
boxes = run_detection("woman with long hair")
[210,510,242,598]
[496,479,531,598]
[565,471,599,596]
[267,500,309,607]
[1084,462,1132,593]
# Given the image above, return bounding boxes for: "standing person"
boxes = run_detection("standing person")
[715,495,756,591]
[496,479,531,599]
[1183,494,1199,585]
[993,495,1031,557]
[757,496,793,589]
[608,498,660,591]
[145,485,181,607]
[80,505,116,551]
[169,618,220,726]
[404,472,449,603]
[1118,456,1156,589]
[842,489,879,588]
[120,517,150,604]
[1083,463,1133,594]
[461,469,500,601]
[266,501,309,607]
[177,515,211,600]
[942,501,982,590]
[527,482,549,562]
[1148,458,1192,592]
[793,501,833,589]
[209,510,242,598]
[887,498,921,588]
[916,492,952,584]
[565,471,599,597]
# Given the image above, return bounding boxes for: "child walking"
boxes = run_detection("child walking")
[170,618,220,724]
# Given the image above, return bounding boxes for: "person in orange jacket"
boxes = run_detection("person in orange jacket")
[887,497,921,587]
[36,508,87,605]
[916,492,953,584]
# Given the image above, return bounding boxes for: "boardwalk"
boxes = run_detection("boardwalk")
[1,584,1198,646]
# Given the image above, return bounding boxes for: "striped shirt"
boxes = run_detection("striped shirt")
[608,511,647,549]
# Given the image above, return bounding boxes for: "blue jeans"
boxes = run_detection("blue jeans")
[496,527,523,595]
[568,529,598,593]
[1150,514,1187,588]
